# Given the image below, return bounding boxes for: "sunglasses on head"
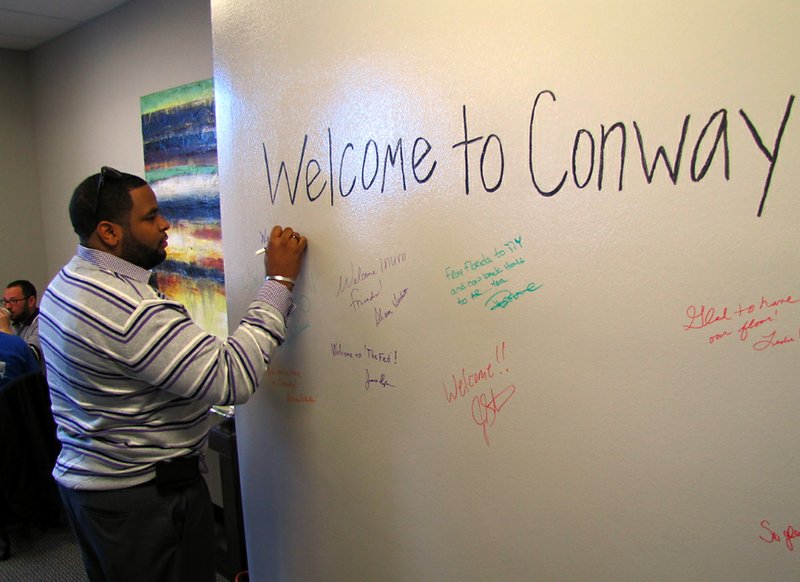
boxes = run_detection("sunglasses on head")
[93,166,123,221]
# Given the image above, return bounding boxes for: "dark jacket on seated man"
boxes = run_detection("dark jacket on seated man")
[0,371,61,539]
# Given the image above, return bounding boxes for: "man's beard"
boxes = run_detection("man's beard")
[11,306,31,323]
[121,230,166,270]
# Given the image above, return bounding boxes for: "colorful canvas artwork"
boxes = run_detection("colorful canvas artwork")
[140,79,228,338]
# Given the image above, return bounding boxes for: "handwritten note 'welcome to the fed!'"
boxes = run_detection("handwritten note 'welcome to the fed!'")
[443,235,541,311]
[683,293,799,351]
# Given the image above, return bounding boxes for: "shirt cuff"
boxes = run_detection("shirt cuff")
[257,280,295,318]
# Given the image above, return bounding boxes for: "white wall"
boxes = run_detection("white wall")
[213,1,800,580]
[29,0,213,279]
[0,50,47,294]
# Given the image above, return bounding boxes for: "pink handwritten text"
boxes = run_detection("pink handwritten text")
[759,520,800,552]
[443,341,508,404]
[441,342,515,446]
[472,385,517,446]
[683,294,799,351]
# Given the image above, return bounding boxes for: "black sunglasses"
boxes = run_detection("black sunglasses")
[94,166,123,221]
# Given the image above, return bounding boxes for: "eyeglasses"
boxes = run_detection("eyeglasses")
[2,297,27,305]
[94,166,123,220]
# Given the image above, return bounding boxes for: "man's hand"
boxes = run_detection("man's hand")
[0,307,12,334]
[264,225,308,288]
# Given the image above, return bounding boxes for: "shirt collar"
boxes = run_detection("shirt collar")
[76,245,153,284]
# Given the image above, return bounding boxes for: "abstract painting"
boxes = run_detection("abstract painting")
[140,79,228,338]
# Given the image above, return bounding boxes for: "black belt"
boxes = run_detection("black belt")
[154,456,202,491]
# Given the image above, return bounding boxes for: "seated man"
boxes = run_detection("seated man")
[1,280,43,367]
[0,326,42,560]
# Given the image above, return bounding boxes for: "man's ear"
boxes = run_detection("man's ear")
[95,220,122,248]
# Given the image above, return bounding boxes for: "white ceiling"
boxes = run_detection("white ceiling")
[0,0,130,51]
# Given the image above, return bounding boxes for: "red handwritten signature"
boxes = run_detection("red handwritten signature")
[472,385,516,446]
[753,330,798,351]
[759,520,800,551]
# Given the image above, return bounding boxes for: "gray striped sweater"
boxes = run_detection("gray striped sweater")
[40,246,292,490]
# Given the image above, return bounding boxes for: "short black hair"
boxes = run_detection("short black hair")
[69,168,148,242]
[5,279,37,298]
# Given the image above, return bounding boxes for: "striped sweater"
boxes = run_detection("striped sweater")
[40,246,292,490]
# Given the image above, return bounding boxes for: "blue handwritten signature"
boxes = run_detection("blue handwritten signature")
[484,282,542,311]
